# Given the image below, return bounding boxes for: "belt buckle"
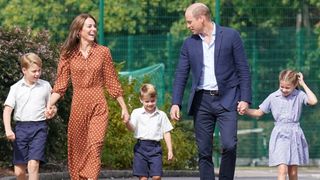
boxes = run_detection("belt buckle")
[210,90,218,96]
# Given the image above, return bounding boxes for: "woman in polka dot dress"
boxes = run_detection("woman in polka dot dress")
[48,14,130,180]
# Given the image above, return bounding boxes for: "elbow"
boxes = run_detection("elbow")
[309,99,318,106]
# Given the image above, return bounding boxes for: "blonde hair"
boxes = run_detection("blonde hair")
[140,83,157,99]
[189,3,211,20]
[20,53,42,69]
[279,69,299,87]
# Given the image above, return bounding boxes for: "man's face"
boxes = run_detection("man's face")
[185,11,203,34]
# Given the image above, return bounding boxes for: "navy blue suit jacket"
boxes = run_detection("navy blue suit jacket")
[172,25,252,115]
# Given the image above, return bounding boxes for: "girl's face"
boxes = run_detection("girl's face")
[140,96,157,113]
[79,18,97,43]
[279,80,296,97]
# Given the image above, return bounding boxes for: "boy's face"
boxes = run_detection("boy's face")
[22,64,41,85]
[279,80,295,97]
[140,96,157,113]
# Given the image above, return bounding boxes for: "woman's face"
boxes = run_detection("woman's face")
[79,18,97,43]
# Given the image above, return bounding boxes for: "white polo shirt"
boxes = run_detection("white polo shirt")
[4,78,52,121]
[129,107,173,141]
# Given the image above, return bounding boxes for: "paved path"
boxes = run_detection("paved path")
[1,167,320,180]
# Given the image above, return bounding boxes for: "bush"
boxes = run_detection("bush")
[0,27,67,166]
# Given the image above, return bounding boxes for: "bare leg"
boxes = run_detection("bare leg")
[152,176,161,180]
[288,165,298,180]
[27,160,39,180]
[277,164,288,180]
[14,164,27,180]
[139,176,148,180]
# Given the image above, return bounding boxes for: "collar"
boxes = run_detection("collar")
[274,89,299,97]
[199,22,216,40]
[21,77,39,87]
[141,106,160,115]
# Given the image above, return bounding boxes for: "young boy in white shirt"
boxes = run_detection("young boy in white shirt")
[125,83,173,180]
[3,53,56,180]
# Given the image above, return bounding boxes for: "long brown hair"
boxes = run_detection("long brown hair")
[61,13,97,58]
[279,69,299,87]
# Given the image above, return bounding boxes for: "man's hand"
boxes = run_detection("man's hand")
[170,105,180,120]
[237,101,249,115]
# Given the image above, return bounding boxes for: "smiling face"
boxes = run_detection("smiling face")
[279,80,296,97]
[79,17,97,43]
[140,96,157,113]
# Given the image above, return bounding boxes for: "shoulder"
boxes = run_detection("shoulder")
[131,107,143,115]
[9,79,24,89]
[217,25,241,39]
[94,44,110,53]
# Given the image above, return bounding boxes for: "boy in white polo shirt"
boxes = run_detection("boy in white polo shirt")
[125,83,173,180]
[3,53,56,180]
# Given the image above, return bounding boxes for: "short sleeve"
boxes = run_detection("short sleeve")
[129,109,138,130]
[161,111,173,133]
[4,86,16,109]
[259,94,272,114]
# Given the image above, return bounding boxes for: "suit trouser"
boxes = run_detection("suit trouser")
[192,91,238,180]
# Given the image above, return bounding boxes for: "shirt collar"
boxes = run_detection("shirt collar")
[141,106,160,115]
[21,77,39,87]
[199,22,216,40]
[275,89,299,97]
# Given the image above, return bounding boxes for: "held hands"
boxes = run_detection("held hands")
[121,108,130,124]
[237,101,249,115]
[45,105,57,119]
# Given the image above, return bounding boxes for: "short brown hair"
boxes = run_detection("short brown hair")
[140,83,157,99]
[20,53,42,69]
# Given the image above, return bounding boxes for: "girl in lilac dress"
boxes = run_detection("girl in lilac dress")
[244,69,317,180]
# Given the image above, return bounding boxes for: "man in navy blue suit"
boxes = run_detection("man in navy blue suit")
[170,2,252,180]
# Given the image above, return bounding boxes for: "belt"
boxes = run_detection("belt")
[198,89,219,96]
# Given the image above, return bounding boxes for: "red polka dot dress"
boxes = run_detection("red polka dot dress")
[52,43,123,179]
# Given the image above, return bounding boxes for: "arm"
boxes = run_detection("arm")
[116,96,130,123]
[244,108,265,118]
[164,132,173,160]
[3,106,15,141]
[298,72,318,105]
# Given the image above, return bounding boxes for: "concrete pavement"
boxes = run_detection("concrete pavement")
[1,167,320,180]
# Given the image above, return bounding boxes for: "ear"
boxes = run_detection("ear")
[22,67,27,74]
[139,98,143,104]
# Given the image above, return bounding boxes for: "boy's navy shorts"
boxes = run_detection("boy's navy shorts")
[133,139,163,177]
[12,120,48,165]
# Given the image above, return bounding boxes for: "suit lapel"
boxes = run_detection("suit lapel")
[214,25,223,66]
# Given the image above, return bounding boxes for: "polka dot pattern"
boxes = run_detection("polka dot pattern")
[52,43,123,179]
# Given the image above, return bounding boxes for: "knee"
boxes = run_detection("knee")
[14,167,26,178]
[152,176,161,180]
[221,143,237,154]
[27,160,40,173]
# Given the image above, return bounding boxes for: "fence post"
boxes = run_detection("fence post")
[214,0,221,168]
[98,0,104,45]
[127,35,133,71]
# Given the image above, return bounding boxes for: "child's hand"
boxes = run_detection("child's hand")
[45,105,57,119]
[167,151,174,161]
[297,72,305,85]
[5,130,15,141]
